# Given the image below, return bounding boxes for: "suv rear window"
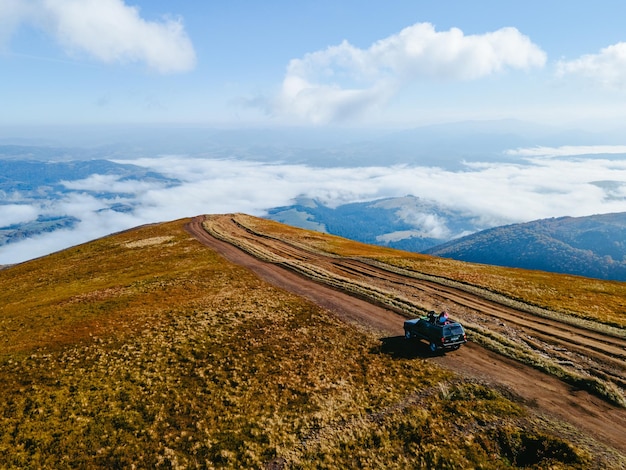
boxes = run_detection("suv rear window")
[444,325,464,336]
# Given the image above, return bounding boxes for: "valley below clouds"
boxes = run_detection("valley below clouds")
[2,142,626,265]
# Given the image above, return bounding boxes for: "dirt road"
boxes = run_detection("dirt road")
[185,215,626,456]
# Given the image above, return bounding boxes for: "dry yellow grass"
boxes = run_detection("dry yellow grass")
[204,214,626,409]
[0,216,616,468]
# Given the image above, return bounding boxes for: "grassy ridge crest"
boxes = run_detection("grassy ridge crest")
[231,214,626,328]
[206,214,626,408]
[0,216,620,467]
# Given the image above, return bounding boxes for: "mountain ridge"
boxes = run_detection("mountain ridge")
[0,214,625,467]
[425,212,626,281]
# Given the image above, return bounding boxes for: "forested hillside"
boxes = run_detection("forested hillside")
[266,196,484,252]
[425,212,626,281]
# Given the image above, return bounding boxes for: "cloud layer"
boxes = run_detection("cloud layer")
[272,23,546,123]
[2,154,626,265]
[0,0,195,73]
[557,42,626,89]
[506,145,626,158]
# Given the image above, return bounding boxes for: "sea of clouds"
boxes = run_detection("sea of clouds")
[1,146,626,265]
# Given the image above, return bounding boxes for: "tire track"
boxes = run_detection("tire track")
[209,214,626,374]
[185,214,626,454]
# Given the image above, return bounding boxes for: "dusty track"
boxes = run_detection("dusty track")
[185,215,626,456]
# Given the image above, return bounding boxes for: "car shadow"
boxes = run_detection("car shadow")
[372,335,444,359]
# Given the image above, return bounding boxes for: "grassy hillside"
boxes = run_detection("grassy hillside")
[236,214,626,329]
[0,217,618,468]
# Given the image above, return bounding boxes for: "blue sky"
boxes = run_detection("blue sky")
[3,0,626,128]
[2,1,626,264]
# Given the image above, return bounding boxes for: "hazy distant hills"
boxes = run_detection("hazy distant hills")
[0,215,80,246]
[424,213,626,281]
[0,158,178,247]
[266,195,489,252]
[5,119,625,169]
[198,119,625,169]
[0,159,175,192]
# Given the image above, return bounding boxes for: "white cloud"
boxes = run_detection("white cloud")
[0,204,140,264]
[506,145,626,158]
[0,0,195,73]
[273,23,546,123]
[376,230,423,243]
[61,174,168,193]
[0,0,27,47]
[366,24,546,80]
[277,75,390,124]
[0,204,39,226]
[557,42,626,89]
[102,155,626,227]
[398,211,452,239]
[3,155,626,265]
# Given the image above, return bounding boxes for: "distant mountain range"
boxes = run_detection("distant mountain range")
[0,158,178,248]
[3,118,626,279]
[0,215,80,246]
[0,158,176,193]
[424,212,626,281]
[267,199,626,281]
[5,119,626,169]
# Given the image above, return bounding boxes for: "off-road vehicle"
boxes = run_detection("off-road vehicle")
[404,314,467,352]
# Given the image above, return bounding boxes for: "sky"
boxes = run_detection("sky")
[2,0,626,128]
[2,1,626,264]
